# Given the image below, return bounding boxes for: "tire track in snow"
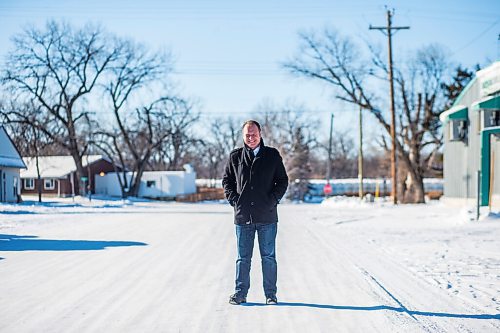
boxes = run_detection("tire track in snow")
[301,209,499,333]
[359,269,418,320]
[279,209,422,332]
[301,219,439,333]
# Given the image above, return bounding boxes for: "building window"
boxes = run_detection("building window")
[44,179,55,190]
[24,178,35,190]
[146,180,156,188]
[490,110,500,127]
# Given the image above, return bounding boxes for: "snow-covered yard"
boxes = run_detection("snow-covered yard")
[1,197,499,332]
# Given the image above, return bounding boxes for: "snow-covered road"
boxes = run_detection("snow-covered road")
[1,199,499,332]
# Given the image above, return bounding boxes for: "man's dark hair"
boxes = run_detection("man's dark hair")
[242,119,261,132]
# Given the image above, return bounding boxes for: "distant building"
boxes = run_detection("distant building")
[95,166,196,199]
[0,126,27,202]
[439,61,500,207]
[21,155,116,197]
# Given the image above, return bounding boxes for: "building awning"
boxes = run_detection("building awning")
[474,94,500,110]
[439,105,468,122]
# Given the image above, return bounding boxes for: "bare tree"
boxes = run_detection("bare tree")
[284,29,452,203]
[196,117,242,180]
[211,116,241,156]
[2,20,120,194]
[287,126,312,200]
[331,132,357,178]
[158,98,200,171]
[95,96,192,197]
[252,102,319,200]
[89,36,178,197]
[256,101,319,161]
[91,129,129,196]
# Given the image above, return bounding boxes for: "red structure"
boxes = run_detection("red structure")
[21,155,116,197]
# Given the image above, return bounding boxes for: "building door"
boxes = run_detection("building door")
[480,128,500,206]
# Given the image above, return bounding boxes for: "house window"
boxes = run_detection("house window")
[490,110,500,127]
[24,178,35,190]
[146,180,156,188]
[44,179,55,190]
[449,119,468,142]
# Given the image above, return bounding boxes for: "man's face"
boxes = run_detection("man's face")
[243,123,261,149]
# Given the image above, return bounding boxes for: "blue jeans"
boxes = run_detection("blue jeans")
[235,222,277,298]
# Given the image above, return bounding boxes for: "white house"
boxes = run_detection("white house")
[0,126,27,203]
[95,165,196,199]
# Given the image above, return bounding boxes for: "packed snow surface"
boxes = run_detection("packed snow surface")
[1,196,499,332]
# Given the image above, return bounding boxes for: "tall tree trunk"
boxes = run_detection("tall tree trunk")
[130,165,146,197]
[395,140,426,203]
[35,155,42,203]
[69,150,85,196]
[402,171,425,203]
[130,151,151,197]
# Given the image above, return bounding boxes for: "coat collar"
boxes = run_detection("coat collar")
[243,139,265,153]
[242,139,265,164]
[244,139,265,155]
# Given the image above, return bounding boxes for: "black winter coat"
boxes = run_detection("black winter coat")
[222,140,289,225]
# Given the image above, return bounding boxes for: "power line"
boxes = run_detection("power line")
[197,109,343,117]
[1,107,354,117]
[0,4,496,23]
[451,19,500,56]
[172,69,283,76]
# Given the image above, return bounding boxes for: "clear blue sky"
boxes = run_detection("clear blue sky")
[0,0,498,140]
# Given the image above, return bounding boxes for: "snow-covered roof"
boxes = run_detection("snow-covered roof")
[0,126,27,169]
[21,155,105,179]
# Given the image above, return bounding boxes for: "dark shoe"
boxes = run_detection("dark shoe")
[229,294,246,305]
[266,295,277,305]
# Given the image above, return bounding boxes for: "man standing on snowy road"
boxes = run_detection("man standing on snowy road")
[222,120,289,305]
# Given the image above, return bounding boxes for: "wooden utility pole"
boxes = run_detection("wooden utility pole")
[358,96,364,199]
[370,9,409,204]
[326,113,334,183]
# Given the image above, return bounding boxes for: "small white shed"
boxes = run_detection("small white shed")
[95,166,196,198]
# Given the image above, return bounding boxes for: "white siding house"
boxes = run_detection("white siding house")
[440,61,500,209]
[0,126,27,203]
[95,166,196,199]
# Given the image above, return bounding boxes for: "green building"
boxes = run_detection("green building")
[440,61,500,208]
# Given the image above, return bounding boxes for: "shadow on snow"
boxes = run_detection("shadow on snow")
[0,209,232,216]
[1,210,38,215]
[241,302,500,320]
[0,234,147,252]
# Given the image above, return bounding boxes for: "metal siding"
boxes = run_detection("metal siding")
[443,80,481,198]
[0,167,20,203]
[443,63,500,201]
[445,141,472,197]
